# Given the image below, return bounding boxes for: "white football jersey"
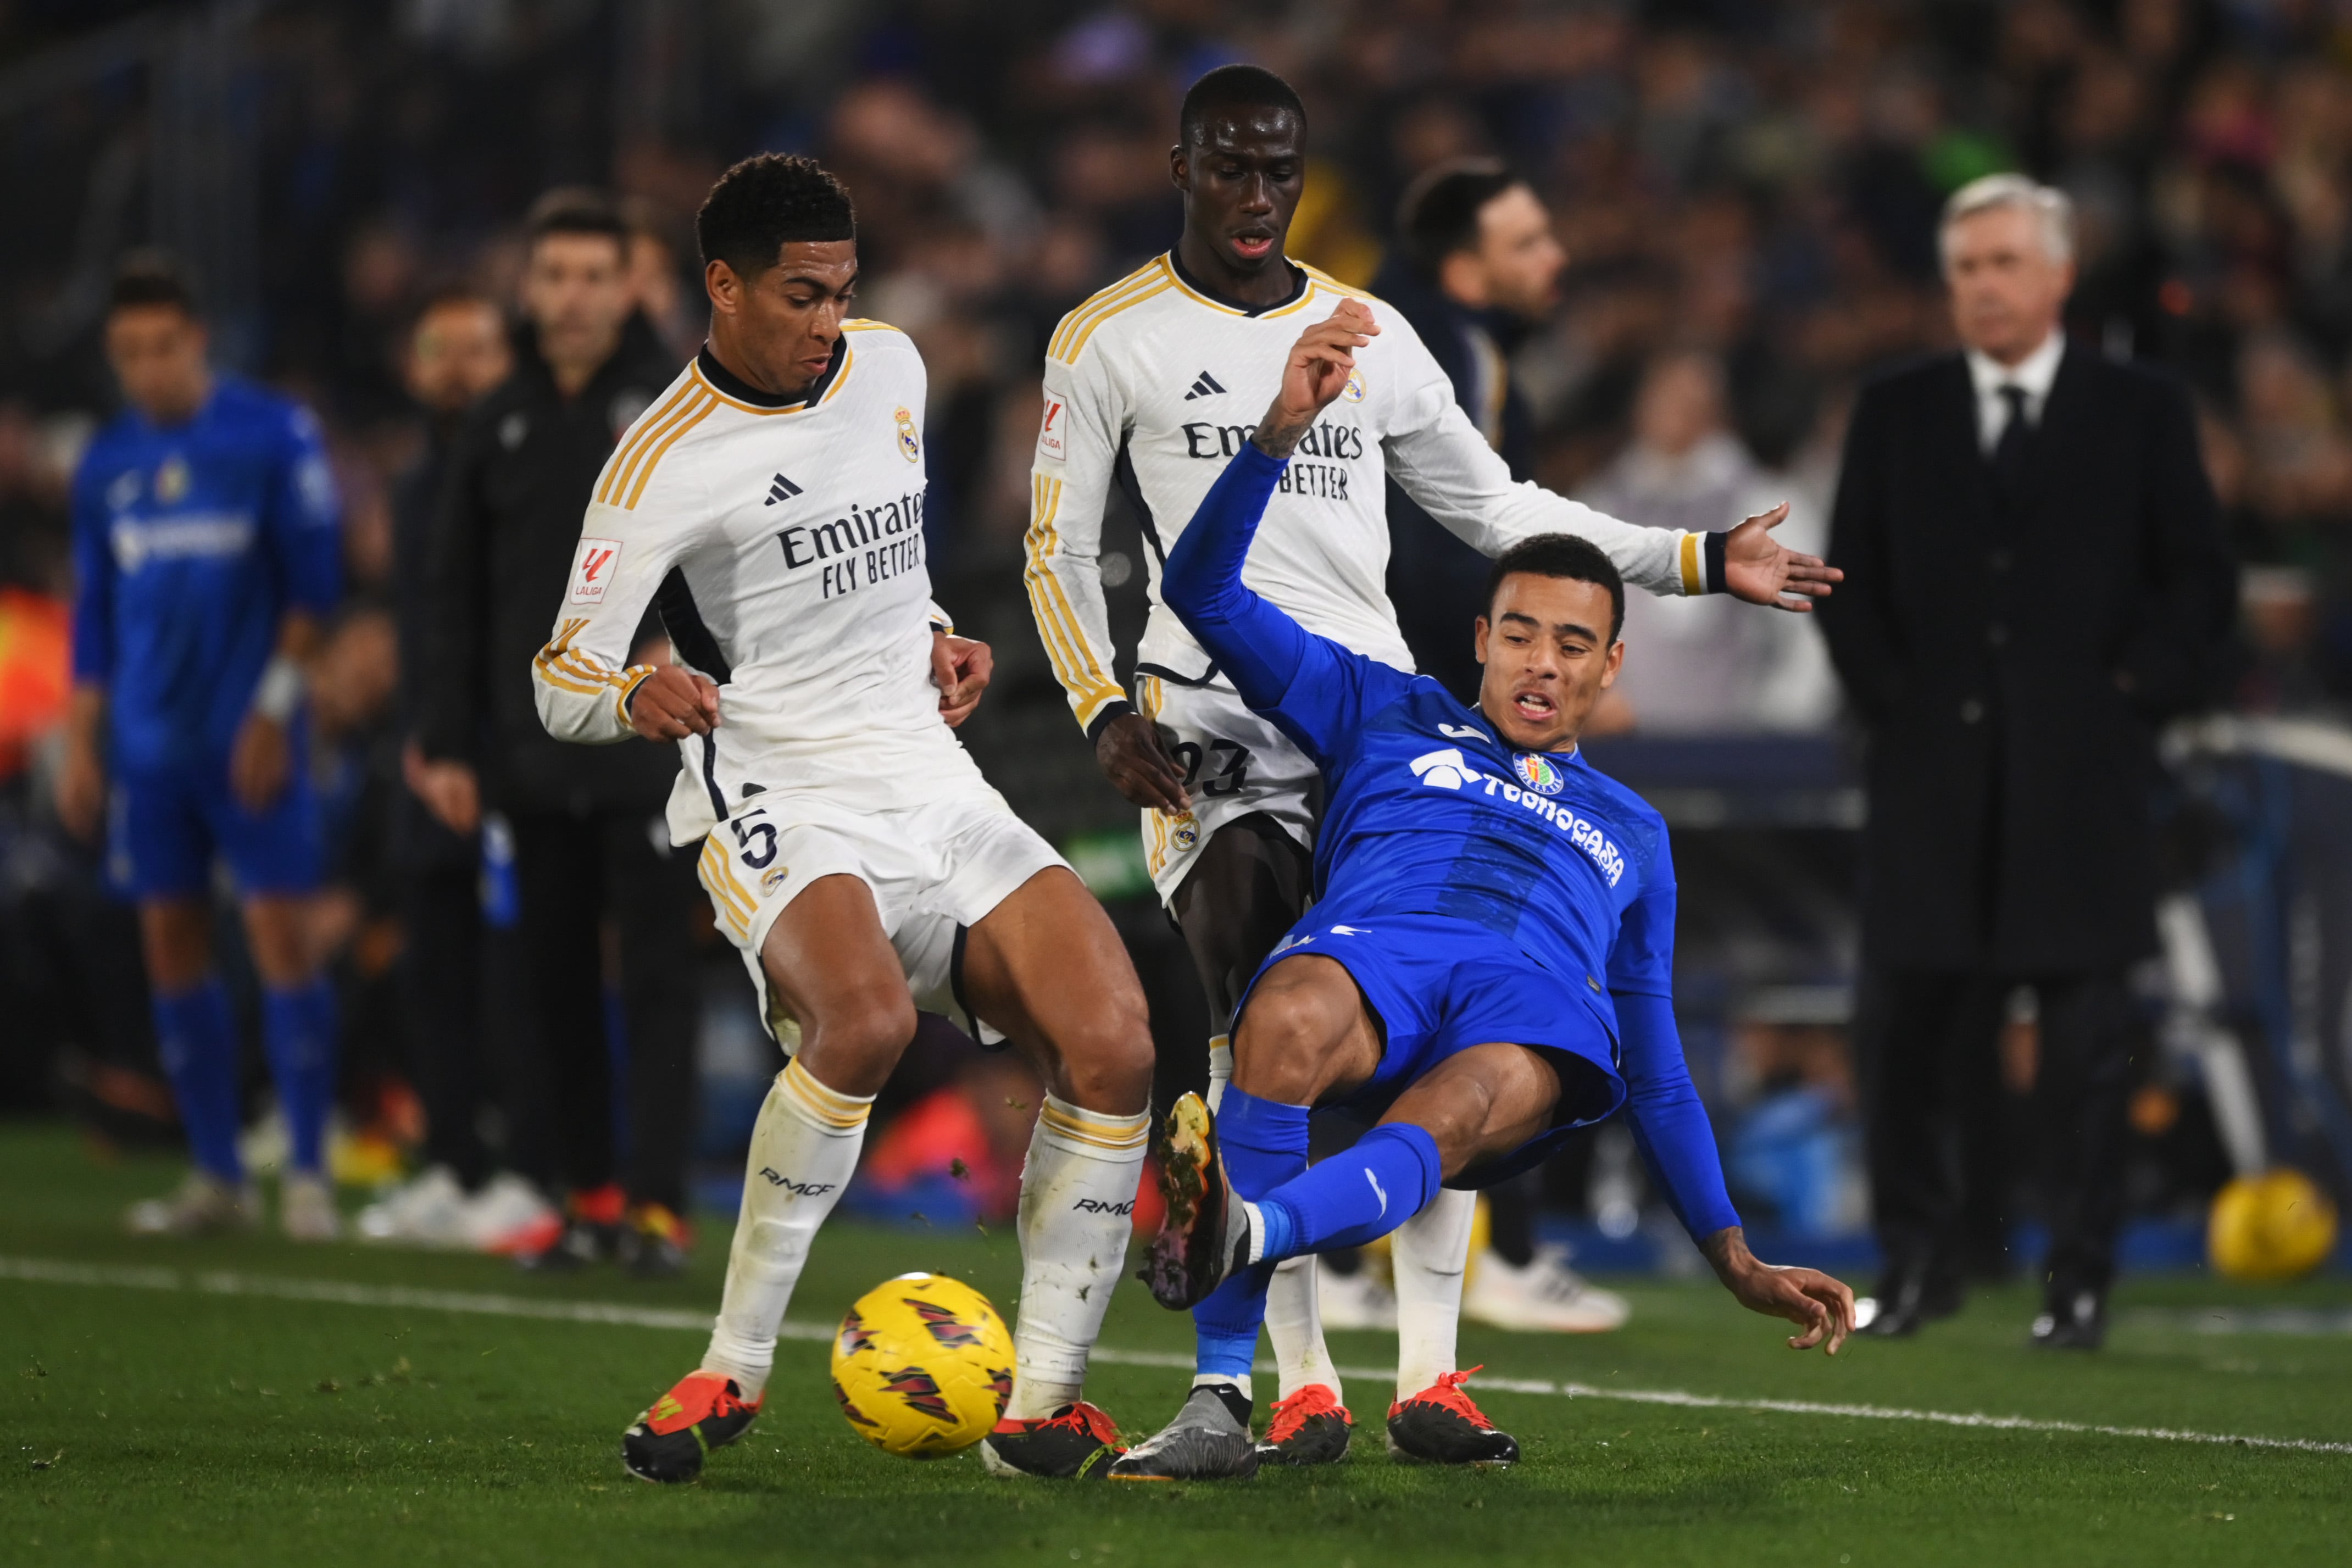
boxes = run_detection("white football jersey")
[1025,253,1717,739]
[532,323,976,843]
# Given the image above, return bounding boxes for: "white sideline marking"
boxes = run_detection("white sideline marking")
[5,1255,2349,1456]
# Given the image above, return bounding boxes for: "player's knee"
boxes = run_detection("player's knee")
[800,985,919,1070]
[1230,984,1350,1103]
[1040,981,1154,1115]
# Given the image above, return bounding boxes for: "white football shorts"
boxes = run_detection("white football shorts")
[697,781,1065,1044]
[1134,672,1319,904]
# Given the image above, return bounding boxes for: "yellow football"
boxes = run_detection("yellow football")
[2209,1169,2340,1282]
[830,1272,1016,1458]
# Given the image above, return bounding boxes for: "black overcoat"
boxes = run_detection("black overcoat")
[1819,346,2236,972]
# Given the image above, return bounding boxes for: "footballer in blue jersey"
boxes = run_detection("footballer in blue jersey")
[1117,302,1853,1480]
[57,260,345,1239]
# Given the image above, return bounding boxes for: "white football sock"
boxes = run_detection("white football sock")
[701,1058,872,1401]
[1265,1253,1343,1403]
[1204,1033,1232,1112]
[1004,1093,1149,1420]
[1391,1184,1477,1399]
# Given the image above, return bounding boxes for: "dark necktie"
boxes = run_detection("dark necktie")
[1992,383,2032,494]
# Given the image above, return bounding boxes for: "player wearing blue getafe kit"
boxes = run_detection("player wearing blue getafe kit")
[57,262,344,1240]
[1120,302,1854,1480]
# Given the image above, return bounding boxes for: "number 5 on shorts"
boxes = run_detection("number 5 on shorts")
[732,810,778,869]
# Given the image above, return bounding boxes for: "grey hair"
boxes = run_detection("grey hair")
[1938,173,2074,269]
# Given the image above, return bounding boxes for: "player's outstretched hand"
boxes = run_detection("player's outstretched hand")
[1253,299,1380,459]
[629,664,720,742]
[1095,711,1190,815]
[931,631,993,727]
[231,713,292,811]
[1704,1226,1855,1355]
[1720,501,1843,613]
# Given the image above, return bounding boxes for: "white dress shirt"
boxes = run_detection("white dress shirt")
[1965,329,2066,454]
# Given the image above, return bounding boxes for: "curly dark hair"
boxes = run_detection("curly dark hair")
[696,153,856,279]
[1485,533,1626,642]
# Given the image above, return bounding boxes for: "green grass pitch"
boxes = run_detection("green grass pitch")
[4,1124,2349,1566]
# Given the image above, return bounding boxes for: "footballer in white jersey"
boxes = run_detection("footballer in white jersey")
[532,153,1155,1488]
[1035,65,1837,1483]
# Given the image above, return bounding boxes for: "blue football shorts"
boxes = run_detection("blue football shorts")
[1236,910,1628,1188]
[109,754,323,900]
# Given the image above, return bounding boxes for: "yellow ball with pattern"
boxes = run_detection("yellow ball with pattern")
[831,1272,1016,1458]
[2208,1168,2340,1282]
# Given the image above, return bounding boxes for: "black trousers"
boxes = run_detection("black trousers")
[507,805,700,1213]
[399,860,493,1188]
[1859,966,2136,1297]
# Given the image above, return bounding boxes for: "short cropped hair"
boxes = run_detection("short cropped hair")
[1178,63,1306,147]
[1939,173,2073,270]
[696,153,857,279]
[1398,158,1521,275]
[1485,533,1626,643]
[524,187,629,252]
[109,253,198,318]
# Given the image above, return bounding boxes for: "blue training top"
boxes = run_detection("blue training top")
[1164,441,1740,1240]
[71,378,342,774]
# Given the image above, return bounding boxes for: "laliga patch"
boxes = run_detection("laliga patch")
[569,536,622,604]
[1037,397,1066,461]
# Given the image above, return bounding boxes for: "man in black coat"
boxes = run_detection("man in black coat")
[1820,174,2236,1348]
[379,287,523,1238]
[415,190,699,1275]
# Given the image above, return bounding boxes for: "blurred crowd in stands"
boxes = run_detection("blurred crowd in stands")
[0,0,2342,1258]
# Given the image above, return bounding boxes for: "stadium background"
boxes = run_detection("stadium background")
[1,0,2350,1274]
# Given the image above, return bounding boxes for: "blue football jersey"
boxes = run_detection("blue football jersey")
[1164,443,1675,1042]
[1166,442,1742,1240]
[71,379,342,772]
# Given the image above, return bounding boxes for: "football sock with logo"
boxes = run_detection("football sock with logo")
[154,979,244,1181]
[1253,1123,1444,1260]
[702,1058,872,1402]
[1192,1088,1309,1384]
[260,979,338,1174]
[1004,1094,1150,1420]
[1391,1185,1476,1399]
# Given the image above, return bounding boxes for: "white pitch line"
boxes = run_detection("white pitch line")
[5,1255,2349,1456]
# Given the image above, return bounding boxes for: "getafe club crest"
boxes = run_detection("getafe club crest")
[894,405,920,462]
[154,454,191,505]
[1514,753,1566,796]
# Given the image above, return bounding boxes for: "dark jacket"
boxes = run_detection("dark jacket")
[1819,344,2236,972]
[420,314,681,815]
[1373,256,1536,700]
[390,416,473,871]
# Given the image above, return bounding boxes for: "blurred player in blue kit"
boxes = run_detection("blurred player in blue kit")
[1124,301,1854,1478]
[55,260,344,1240]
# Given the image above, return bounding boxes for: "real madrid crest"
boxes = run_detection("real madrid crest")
[1342,367,1366,403]
[1513,753,1566,796]
[154,454,191,505]
[761,864,789,895]
[894,405,920,463]
[1172,816,1200,852]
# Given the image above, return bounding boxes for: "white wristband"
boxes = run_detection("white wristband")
[252,655,304,723]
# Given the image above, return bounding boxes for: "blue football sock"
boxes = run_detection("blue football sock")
[153,980,244,1181]
[1256,1123,1443,1260]
[262,979,338,1174]
[1191,1088,1311,1381]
